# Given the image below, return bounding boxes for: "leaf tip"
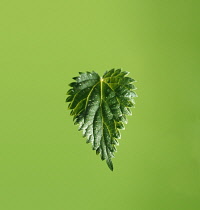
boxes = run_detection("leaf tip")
[106,158,114,171]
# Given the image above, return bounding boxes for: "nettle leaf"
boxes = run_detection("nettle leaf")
[66,69,137,171]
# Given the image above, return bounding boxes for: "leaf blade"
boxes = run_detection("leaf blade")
[67,69,137,170]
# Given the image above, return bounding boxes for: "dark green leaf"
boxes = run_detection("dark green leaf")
[66,69,137,171]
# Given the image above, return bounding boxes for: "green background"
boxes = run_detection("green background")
[0,0,200,209]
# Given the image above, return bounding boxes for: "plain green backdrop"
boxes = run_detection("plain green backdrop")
[0,0,200,209]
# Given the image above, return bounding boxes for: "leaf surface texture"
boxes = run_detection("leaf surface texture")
[66,69,137,170]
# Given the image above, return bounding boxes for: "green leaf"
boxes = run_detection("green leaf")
[66,69,137,171]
